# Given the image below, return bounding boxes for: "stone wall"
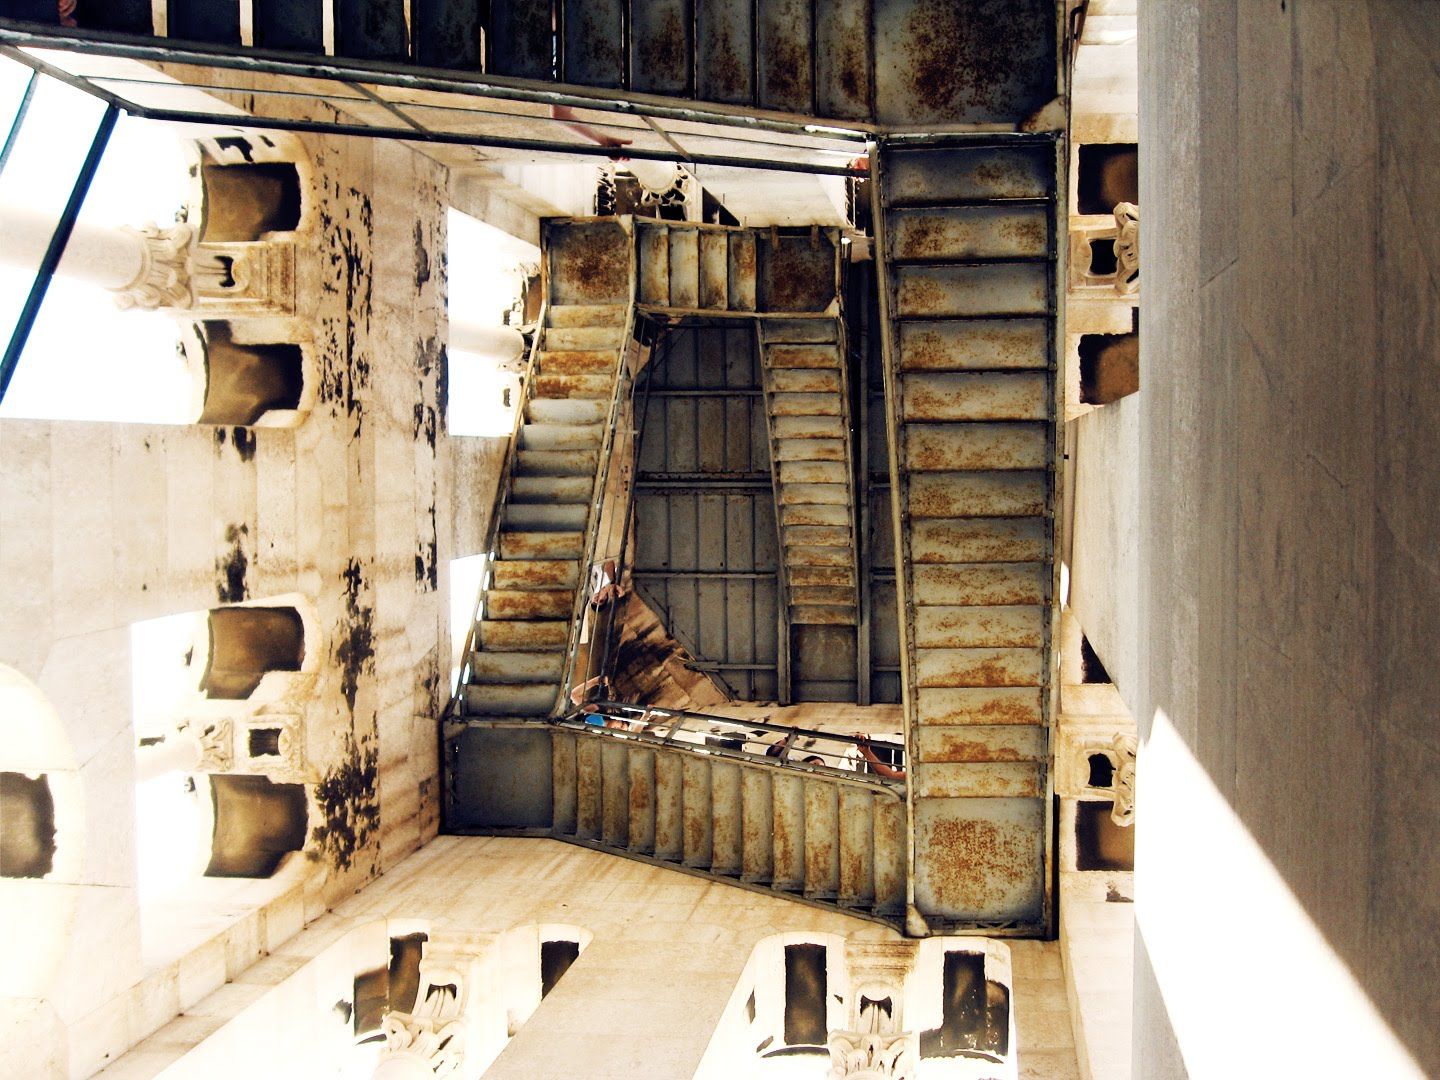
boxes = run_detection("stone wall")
[0,126,506,1076]
[1136,2,1439,1076]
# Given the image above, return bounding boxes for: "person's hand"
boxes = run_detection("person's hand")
[854,732,869,744]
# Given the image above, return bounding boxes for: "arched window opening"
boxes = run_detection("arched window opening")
[540,937,580,998]
[918,950,1011,1062]
[1075,800,1136,872]
[189,321,307,427]
[198,162,303,243]
[354,931,429,1039]
[1076,143,1138,216]
[0,771,56,879]
[445,207,535,437]
[201,604,306,700]
[204,773,309,878]
[780,942,830,1054]
[1087,753,1116,788]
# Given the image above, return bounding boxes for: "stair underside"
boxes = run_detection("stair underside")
[878,138,1057,932]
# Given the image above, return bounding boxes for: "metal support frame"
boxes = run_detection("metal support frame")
[0,99,117,405]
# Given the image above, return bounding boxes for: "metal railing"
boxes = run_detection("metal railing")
[552,700,906,790]
[555,296,641,710]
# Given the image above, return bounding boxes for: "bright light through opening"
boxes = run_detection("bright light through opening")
[445,207,536,437]
[450,553,489,692]
[0,56,194,425]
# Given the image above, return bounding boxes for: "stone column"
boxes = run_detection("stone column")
[828,941,919,1080]
[449,318,526,370]
[133,721,232,783]
[0,205,194,309]
[373,934,491,1079]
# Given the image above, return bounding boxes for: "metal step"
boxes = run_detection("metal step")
[497,531,585,560]
[773,437,847,462]
[770,368,842,393]
[548,304,628,327]
[914,725,1046,763]
[771,392,843,417]
[905,423,1048,471]
[479,619,569,652]
[765,343,843,368]
[910,562,1046,605]
[485,588,574,620]
[912,761,1043,799]
[913,605,1044,648]
[462,682,557,715]
[777,460,849,485]
[536,350,617,374]
[792,604,858,625]
[528,397,609,425]
[533,373,614,399]
[909,518,1046,563]
[914,647,1043,688]
[779,504,851,528]
[895,263,1049,318]
[514,449,600,476]
[489,559,580,590]
[468,650,565,684]
[510,475,594,503]
[519,422,604,451]
[503,501,590,532]
[543,326,625,351]
[906,472,1046,518]
[886,204,1050,262]
[777,483,849,506]
[897,319,1050,371]
[901,372,1048,422]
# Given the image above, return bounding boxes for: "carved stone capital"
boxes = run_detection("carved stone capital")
[827,1030,916,1080]
[1109,732,1137,827]
[374,938,488,1079]
[1113,202,1139,294]
[114,223,196,311]
[185,718,233,772]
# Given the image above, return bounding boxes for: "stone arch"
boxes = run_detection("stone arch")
[0,666,82,1003]
[183,320,310,427]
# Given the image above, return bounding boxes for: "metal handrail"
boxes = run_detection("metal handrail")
[555,287,641,709]
[554,699,906,791]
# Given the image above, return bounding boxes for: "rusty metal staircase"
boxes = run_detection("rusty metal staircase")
[758,318,861,626]
[872,138,1059,934]
[457,219,638,720]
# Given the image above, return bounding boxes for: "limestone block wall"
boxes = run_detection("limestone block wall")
[0,125,506,1076]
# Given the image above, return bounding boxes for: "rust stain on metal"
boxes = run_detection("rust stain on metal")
[551,224,629,305]
[487,589,573,619]
[763,237,836,312]
[707,22,748,100]
[540,350,615,374]
[896,0,1029,119]
[637,5,688,88]
[898,275,948,314]
[929,735,1023,762]
[1001,214,1048,251]
[919,813,1033,912]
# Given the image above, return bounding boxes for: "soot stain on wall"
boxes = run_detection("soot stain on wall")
[311,730,380,873]
[335,558,375,715]
[317,180,374,438]
[216,523,250,602]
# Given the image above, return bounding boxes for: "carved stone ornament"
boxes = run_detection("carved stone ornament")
[829,942,918,1080]
[828,1030,915,1080]
[190,719,233,772]
[375,952,471,1078]
[1113,202,1139,295]
[1110,732,1138,827]
[114,223,196,310]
